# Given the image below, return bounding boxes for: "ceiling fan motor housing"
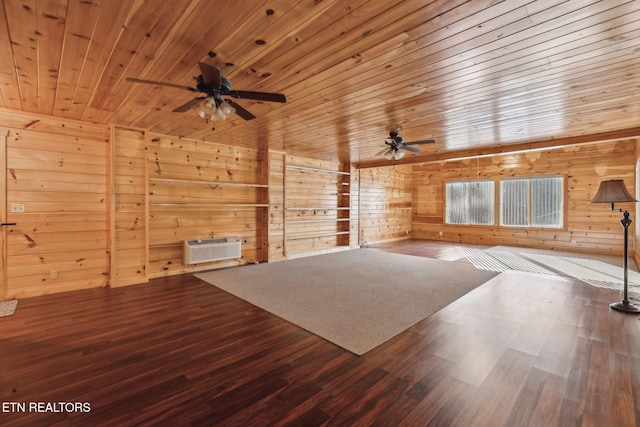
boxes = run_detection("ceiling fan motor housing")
[219,77,232,94]
[196,75,232,96]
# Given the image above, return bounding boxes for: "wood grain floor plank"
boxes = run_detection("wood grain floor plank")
[527,371,567,427]
[1,239,639,425]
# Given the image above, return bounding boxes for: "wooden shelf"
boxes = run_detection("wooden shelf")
[283,162,352,255]
[286,231,350,240]
[286,165,350,175]
[150,203,269,209]
[285,207,350,211]
[288,218,350,224]
[149,177,268,188]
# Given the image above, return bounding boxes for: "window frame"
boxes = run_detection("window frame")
[499,175,565,229]
[444,178,496,226]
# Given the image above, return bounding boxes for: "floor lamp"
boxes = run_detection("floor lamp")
[591,179,640,313]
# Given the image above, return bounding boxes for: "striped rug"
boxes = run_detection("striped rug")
[457,246,640,298]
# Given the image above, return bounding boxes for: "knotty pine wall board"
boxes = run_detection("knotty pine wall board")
[111,127,148,287]
[112,129,359,281]
[145,132,266,277]
[358,166,413,245]
[2,111,110,298]
[284,155,351,256]
[411,139,636,255]
[267,151,286,262]
[349,165,360,248]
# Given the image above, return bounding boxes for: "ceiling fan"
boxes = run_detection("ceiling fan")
[376,131,435,160]
[126,62,286,121]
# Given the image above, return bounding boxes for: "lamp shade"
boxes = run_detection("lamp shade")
[591,179,637,204]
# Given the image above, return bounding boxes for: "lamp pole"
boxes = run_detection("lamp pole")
[591,179,639,313]
[611,209,639,312]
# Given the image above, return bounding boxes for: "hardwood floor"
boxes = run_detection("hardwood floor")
[1,240,640,426]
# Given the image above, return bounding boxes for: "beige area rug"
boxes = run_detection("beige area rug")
[0,300,18,318]
[195,249,497,355]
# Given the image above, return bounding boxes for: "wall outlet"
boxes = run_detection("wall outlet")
[438,231,443,236]
[50,270,58,280]
[10,203,25,213]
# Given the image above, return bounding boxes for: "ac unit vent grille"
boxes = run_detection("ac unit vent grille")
[182,237,241,265]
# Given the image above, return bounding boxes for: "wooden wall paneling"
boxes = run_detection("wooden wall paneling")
[1,111,110,298]
[145,133,266,277]
[267,150,286,262]
[285,235,347,257]
[0,5,21,111]
[79,1,201,120]
[283,154,288,258]
[258,149,269,262]
[35,0,67,115]
[358,166,413,245]
[148,139,263,183]
[147,206,263,274]
[284,155,351,257]
[4,0,38,113]
[411,140,637,256]
[149,181,264,205]
[111,127,148,287]
[69,3,134,121]
[4,3,640,164]
[0,129,7,301]
[349,164,359,248]
[148,207,262,244]
[0,108,105,139]
[47,0,102,117]
[636,141,640,267]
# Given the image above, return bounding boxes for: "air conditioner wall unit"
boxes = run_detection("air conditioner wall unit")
[182,237,241,265]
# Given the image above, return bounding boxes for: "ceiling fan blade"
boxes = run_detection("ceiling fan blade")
[198,62,222,89]
[225,99,256,120]
[375,147,390,156]
[402,145,422,153]
[406,139,436,145]
[126,77,197,92]
[172,97,205,113]
[228,90,286,103]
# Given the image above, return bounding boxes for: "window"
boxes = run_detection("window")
[445,180,494,225]
[500,176,563,228]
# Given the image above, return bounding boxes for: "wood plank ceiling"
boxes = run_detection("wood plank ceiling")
[1,0,639,165]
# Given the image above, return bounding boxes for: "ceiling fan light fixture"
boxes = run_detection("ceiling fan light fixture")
[191,101,206,118]
[209,108,223,121]
[192,97,216,118]
[218,101,236,120]
[127,62,286,125]
[377,131,436,160]
[191,96,237,121]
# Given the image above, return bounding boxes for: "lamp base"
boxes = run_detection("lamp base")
[610,300,640,313]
